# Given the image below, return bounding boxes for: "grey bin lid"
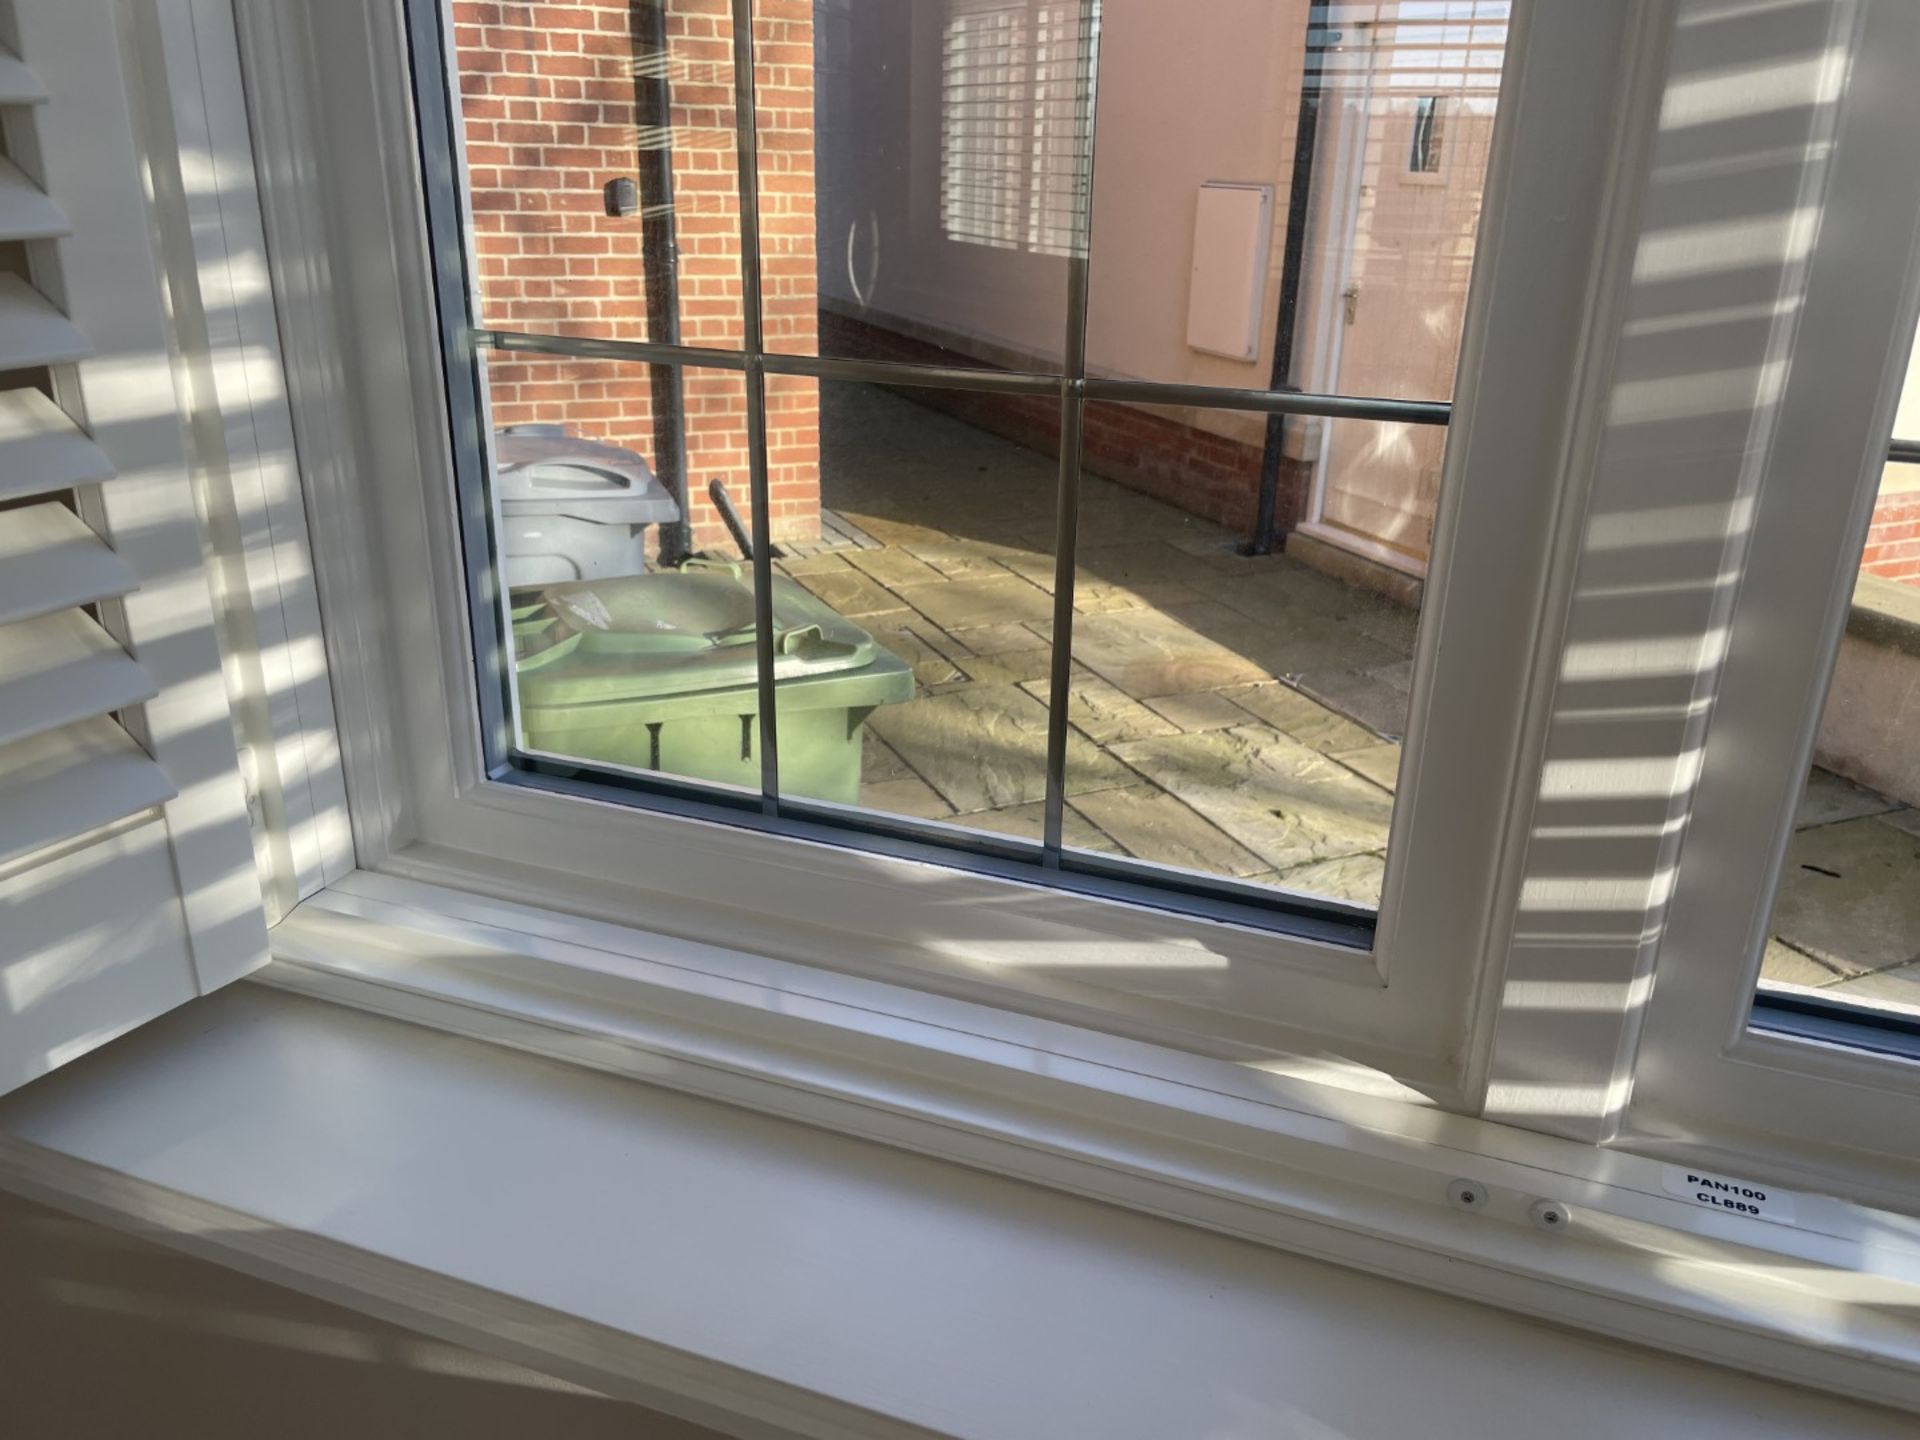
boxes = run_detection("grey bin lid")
[517,566,893,706]
[494,423,681,524]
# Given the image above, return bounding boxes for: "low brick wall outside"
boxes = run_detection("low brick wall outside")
[1861,486,1920,587]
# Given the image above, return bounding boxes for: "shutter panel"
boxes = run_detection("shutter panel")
[0,6,269,1096]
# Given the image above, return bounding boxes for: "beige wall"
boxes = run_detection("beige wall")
[0,1190,725,1440]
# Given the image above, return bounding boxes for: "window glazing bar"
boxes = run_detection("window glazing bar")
[730,0,779,813]
[1040,0,1101,863]
[1890,436,1920,464]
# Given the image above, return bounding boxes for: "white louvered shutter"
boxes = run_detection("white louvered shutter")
[0,4,268,1095]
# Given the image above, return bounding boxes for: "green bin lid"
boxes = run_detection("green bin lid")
[517,564,887,705]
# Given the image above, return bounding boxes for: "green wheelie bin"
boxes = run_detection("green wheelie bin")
[513,562,912,804]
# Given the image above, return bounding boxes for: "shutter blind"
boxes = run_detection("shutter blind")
[0,4,269,1096]
[0,122,172,873]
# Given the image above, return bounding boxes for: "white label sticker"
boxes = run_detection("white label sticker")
[1661,1165,1797,1224]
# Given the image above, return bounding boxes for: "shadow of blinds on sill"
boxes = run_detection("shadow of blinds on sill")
[0,11,268,1100]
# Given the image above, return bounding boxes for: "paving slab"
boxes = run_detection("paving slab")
[1143,690,1252,733]
[962,647,1057,686]
[860,733,915,785]
[1271,852,1387,908]
[1759,937,1846,989]
[1063,608,1273,698]
[1019,672,1180,745]
[776,551,854,577]
[1819,959,1920,1014]
[1293,667,1410,741]
[1797,767,1900,829]
[793,567,903,618]
[867,683,1131,814]
[950,621,1050,655]
[1162,601,1403,681]
[1110,725,1394,870]
[1069,785,1267,878]
[1770,816,1920,976]
[869,620,966,688]
[843,546,948,589]
[893,574,1055,630]
[1883,808,1920,839]
[857,775,955,820]
[1330,742,1402,794]
[964,800,1119,853]
[1220,682,1377,755]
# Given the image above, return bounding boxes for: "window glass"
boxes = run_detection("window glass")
[449,0,746,351]
[771,374,1064,839]
[1762,360,1920,1018]
[484,351,770,799]
[419,0,1516,932]
[1068,401,1409,904]
[795,0,1090,372]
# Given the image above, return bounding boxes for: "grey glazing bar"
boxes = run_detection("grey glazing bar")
[480,327,747,371]
[1084,377,1451,425]
[473,327,1458,427]
[1041,0,1101,863]
[762,349,1062,397]
[1891,437,1920,464]
[729,0,779,812]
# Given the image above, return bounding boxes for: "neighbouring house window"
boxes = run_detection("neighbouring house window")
[939,0,1095,255]
[1409,95,1444,172]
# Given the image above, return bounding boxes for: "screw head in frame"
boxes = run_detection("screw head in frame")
[1446,1178,1484,1211]
[1530,1199,1572,1232]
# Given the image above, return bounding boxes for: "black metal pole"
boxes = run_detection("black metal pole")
[1247,3,1328,556]
[631,0,693,565]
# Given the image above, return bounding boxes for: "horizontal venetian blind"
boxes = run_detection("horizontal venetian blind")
[939,0,1096,258]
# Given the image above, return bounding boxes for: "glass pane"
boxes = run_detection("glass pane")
[773,374,1068,833]
[482,351,778,797]
[1085,0,1508,400]
[1762,390,1920,1017]
[770,0,1093,372]
[446,0,744,349]
[1060,401,1417,906]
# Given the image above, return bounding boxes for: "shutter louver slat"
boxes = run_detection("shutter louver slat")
[0,715,176,867]
[0,45,45,106]
[0,608,157,748]
[0,272,91,368]
[0,155,66,240]
[0,502,140,625]
[0,155,67,240]
[0,387,115,503]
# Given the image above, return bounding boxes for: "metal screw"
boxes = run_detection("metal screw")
[1447,1178,1485,1211]
[1530,1199,1572,1232]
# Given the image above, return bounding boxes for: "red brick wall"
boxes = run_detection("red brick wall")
[1862,488,1920,586]
[451,0,819,550]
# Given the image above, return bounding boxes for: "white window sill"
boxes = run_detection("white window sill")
[1,874,1917,1432]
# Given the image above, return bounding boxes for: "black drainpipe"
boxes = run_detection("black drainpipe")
[1246,2,1328,556]
[631,0,693,565]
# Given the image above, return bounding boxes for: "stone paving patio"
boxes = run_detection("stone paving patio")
[773,385,1919,1009]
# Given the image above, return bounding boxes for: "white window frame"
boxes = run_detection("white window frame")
[229,0,1920,1209]
[241,0,1660,1105]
